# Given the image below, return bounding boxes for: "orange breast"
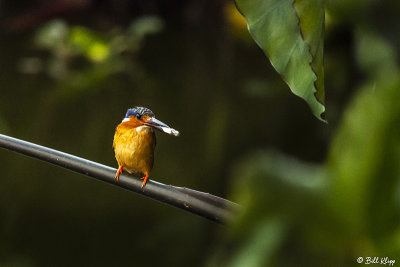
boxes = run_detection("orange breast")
[113,123,156,175]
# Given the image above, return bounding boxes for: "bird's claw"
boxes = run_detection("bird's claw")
[140,172,149,189]
[115,166,123,182]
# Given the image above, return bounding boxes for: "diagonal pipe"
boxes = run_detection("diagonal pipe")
[0,134,239,224]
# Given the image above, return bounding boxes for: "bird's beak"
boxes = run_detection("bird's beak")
[143,117,180,136]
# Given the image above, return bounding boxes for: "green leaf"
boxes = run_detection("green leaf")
[235,0,326,121]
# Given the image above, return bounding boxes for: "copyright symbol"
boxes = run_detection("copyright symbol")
[357,257,363,263]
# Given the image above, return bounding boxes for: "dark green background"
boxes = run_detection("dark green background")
[1,0,399,266]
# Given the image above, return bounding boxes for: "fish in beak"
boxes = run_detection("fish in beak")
[143,117,180,136]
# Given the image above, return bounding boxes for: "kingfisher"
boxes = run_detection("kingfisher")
[113,107,179,188]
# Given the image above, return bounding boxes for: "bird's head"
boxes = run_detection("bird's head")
[122,107,179,136]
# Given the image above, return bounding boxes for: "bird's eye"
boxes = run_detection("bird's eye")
[136,113,142,120]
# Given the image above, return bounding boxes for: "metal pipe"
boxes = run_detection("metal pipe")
[0,134,239,223]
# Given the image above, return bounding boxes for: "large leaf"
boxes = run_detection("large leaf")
[210,34,400,264]
[235,0,326,121]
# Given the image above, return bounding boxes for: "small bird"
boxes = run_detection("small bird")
[113,107,179,188]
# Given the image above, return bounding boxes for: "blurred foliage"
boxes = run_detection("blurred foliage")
[209,151,326,266]
[223,2,250,43]
[212,64,400,267]
[1,0,400,266]
[235,0,326,121]
[30,16,163,86]
[210,5,400,266]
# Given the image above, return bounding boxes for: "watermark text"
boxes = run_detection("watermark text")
[357,257,395,266]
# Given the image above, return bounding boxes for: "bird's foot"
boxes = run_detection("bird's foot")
[140,172,149,189]
[115,166,123,182]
